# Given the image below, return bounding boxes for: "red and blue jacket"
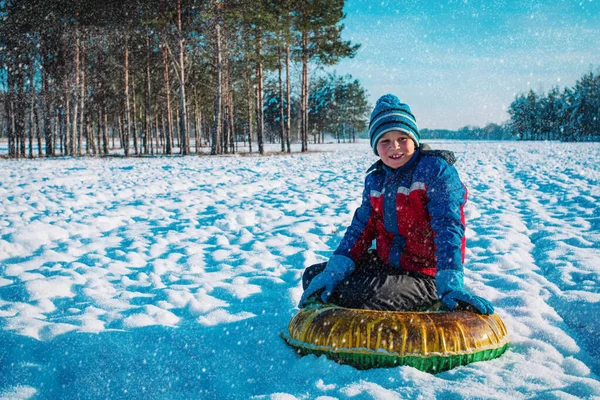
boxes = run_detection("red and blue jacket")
[333,148,467,277]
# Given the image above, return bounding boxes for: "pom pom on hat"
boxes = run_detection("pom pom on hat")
[369,94,420,155]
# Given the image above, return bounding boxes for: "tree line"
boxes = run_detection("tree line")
[0,0,366,159]
[422,123,513,141]
[508,70,600,141]
[423,70,600,142]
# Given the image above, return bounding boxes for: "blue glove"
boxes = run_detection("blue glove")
[436,269,495,315]
[298,255,355,308]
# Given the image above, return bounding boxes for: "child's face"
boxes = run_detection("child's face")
[376,131,416,169]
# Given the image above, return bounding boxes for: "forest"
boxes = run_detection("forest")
[506,71,600,142]
[0,0,370,159]
[2,1,598,160]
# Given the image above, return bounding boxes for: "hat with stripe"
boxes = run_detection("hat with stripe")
[369,94,420,155]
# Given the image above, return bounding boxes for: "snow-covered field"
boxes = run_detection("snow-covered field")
[1,140,599,399]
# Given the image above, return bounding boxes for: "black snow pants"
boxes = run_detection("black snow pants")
[302,251,439,312]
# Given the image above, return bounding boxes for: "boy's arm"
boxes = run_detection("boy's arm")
[426,161,467,273]
[426,160,494,315]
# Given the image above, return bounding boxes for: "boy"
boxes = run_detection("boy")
[298,94,494,314]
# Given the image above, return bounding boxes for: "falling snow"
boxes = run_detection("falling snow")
[1,140,599,398]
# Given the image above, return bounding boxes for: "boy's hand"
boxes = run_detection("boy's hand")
[298,273,337,307]
[436,269,495,315]
[441,290,495,315]
[298,255,355,308]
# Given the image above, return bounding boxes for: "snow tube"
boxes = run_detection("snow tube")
[283,304,509,373]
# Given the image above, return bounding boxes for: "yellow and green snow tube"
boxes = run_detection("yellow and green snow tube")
[283,304,509,373]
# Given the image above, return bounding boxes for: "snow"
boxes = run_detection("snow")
[1,140,599,399]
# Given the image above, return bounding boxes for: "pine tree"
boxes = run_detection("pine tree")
[293,0,358,152]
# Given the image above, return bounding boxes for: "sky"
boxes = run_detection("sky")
[333,0,600,130]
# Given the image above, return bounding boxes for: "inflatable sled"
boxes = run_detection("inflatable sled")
[282,304,509,373]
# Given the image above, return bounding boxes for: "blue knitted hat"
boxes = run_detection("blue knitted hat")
[369,94,420,155]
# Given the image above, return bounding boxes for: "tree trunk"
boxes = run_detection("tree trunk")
[223,26,232,154]
[17,67,26,158]
[203,114,209,146]
[229,91,235,154]
[35,97,42,157]
[285,35,291,153]
[29,63,35,158]
[194,83,200,153]
[154,113,160,155]
[131,73,139,155]
[161,113,167,152]
[145,30,152,155]
[72,30,79,156]
[63,73,70,155]
[149,105,154,155]
[41,49,52,156]
[246,72,253,153]
[53,109,58,156]
[102,107,108,155]
[97,110,101,156]
[211,21,222,155]
[80,41,87,155]
[118,113,124,150]
[8,93,15,157]
[13,66,19,158]
[110,114,115,149]
[177,0,188,155]
[223,104,229,154]
[161,40,173,155]
[185,57,191,152]
[10,94,16,157]
[5,50,15,158]
[174,105,180,148]
[278,35,285,152]
[301,31,309,152]
[59,105,65,155]
[222,35,230,154]
[122,40,131,157]
[84,111,91,155]
[256,28,264,155]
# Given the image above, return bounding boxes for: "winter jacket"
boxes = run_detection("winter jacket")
[333,147,467,277]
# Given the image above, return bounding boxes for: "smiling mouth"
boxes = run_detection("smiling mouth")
[389,154,404,160]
